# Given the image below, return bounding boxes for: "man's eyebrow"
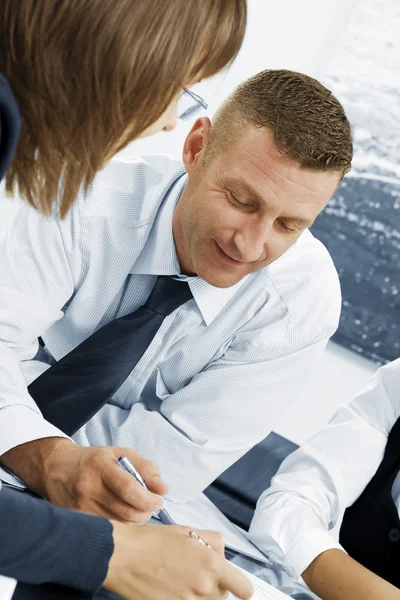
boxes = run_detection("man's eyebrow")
[224,177,265,204]
[284,216,315,228]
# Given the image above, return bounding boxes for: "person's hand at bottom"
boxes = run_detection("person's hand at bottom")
[104,522,254,600]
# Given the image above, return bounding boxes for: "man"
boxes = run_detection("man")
[0,70,352,519]
[0,73,253,600]
[250,358,400,599]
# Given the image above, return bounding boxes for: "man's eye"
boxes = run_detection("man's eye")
[279,221,297,233]
[227,192,249,209]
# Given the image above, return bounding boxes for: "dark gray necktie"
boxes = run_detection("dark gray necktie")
[28,276,193,436]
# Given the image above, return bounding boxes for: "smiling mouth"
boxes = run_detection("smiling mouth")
[214,241,246,266]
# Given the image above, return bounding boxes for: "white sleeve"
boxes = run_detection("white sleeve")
[249,359,400,580]
[0,201,82,455]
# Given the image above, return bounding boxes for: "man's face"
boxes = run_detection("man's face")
[173,118,341,288]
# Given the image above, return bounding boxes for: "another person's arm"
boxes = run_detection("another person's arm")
[106,521,253,600]
[0,485,113,592]
[249,359,400,599]
[302,549,400,600]
[0,485,253,600]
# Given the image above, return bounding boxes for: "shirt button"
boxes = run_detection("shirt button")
[388,528,400,543]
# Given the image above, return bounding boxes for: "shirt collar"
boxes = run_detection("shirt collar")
[132,173,186,276]
[131,172,250,326]
[188,275,250,326]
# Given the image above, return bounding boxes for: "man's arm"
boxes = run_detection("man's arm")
[0,199,79,453]
[73,332,332,504]
[0,437,167,521]
[249,360,400,584]
[303,549,400,600]
[0,202,166,521]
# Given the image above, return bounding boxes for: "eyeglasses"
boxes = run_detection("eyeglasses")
[178,88,208,121]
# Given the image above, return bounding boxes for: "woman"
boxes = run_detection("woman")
[0,0,246,217]
[0,2,253,599]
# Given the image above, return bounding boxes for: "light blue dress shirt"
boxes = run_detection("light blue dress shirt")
[0,155,341,502]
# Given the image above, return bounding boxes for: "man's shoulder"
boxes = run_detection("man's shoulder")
[81,154,186,227]
[262,230,341,337]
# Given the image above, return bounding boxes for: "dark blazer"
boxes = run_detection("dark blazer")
[0,74,21,180]
[0,486,113,593]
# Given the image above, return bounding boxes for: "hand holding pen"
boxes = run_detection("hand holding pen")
[118,455,175,524]
[113,455,254,600]
[4,440,167,524]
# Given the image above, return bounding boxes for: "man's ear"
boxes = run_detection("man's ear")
[182,117,212,174]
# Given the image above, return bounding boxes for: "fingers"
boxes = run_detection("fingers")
[194,529,226,556]
[98,486,154,523]
[102,460,163,515]
[121,448,168,495]
[187,533,251,600]
[219,562,254,600]
[87,503,124,522]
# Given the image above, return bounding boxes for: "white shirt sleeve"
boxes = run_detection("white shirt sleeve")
[249,358,400,580]
[0,202,81,456]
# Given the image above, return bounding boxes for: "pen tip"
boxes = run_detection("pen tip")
[118,456,124,462]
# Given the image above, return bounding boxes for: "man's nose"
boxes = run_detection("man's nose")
[234,222,268,263]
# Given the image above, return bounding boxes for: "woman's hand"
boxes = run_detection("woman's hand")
[105,522,254,600]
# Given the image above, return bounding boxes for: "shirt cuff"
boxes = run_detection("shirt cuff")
[285,529,345,580]
[0,405,70,457]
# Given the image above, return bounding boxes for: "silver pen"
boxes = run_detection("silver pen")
[118,455,175,525]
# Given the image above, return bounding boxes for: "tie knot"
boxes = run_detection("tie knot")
[145,276,193,317]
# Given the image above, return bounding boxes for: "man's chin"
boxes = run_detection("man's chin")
[196,267,246,289]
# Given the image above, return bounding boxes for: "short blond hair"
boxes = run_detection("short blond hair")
[206,69,353,179]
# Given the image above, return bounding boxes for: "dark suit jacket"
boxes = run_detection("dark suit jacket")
[0,74,21,180]
[0,486,113,593]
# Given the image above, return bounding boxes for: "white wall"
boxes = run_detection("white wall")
[275,341,378,445]
[1,0,375,446]
[118,0,361,160]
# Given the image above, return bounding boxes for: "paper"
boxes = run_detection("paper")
[0,576,17,600]
[230,567,291,600]
[163,493,269,564]
[0,467,25,490]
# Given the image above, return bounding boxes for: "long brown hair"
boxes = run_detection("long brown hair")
[0,0,246,217]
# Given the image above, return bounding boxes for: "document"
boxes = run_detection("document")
[230,567,291,600]
[0,576,17,600]
[161,494,293,598]
[163,494,269,564]
[0,467,25,490]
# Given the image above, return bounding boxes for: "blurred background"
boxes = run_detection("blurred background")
[2,0,399,445]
